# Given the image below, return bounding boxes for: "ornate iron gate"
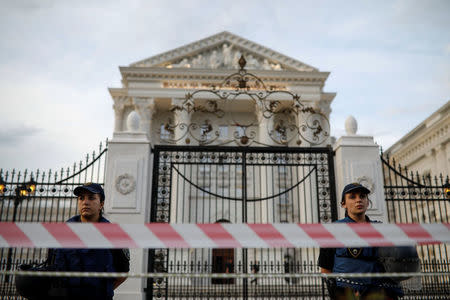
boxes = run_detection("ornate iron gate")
[0,142,108,298]
[148,145,336,299]
[381,155,450,299]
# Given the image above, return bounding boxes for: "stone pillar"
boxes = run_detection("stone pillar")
[333,116,387,222]
[256,105,274,146]
[445,142,450,177]
[113,96,127,132]
[133,97,155,138]
[104,110,152,300]
[255,106,273,222]
[172,98,190,145]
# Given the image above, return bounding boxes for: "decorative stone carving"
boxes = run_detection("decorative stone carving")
[356,175,375,195]
[115,173,136,195]
[222,43,233,66]
[345,115,358,135]
[112,96,129,132]
[165,42,286,71]
[133,97,156,134]
[126,111,140,132]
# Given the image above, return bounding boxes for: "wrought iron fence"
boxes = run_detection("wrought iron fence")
[148,145,336,299]
[381,154,450,299]
[0,141,108,298]
[160,260,325,299]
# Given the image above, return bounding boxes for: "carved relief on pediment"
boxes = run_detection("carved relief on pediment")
[163,43,286,71]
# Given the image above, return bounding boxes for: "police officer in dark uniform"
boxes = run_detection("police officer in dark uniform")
[318,183,403,300]
[54,183,127,300]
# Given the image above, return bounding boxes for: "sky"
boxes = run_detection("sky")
[0,0,449,172]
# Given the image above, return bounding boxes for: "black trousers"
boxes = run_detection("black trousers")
[332,287,398,300]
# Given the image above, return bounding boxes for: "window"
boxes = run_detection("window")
[235,126,245,137]
[160,124,172,140]
[200,122,212,140]
[219,125,228,139]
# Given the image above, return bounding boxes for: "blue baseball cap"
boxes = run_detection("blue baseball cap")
[341,182,371,203]
[74,182,105,201]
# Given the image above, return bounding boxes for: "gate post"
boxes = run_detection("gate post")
[333,116,387,222]
[104,112,152,300]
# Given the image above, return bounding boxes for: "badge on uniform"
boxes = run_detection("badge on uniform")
[348,248,362,258]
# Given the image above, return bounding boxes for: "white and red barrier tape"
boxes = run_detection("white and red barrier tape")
[0,222,448,249]
[3,270,447,279]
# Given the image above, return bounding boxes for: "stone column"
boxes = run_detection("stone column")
[255,105,273,222]
[113,96,127,133]
[133,97,155,138]
[104,110,152,300]
[445,142,450,177]
[172,98,190,145]
[333,116,387,222]
[256,105,274,146]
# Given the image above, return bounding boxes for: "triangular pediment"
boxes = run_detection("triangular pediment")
[130,31,317,72]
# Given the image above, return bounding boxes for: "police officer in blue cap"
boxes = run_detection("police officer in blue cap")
[318,183,403,300]
[53,183,128,300]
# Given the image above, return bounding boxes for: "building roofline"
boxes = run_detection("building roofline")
[385,100,450,154]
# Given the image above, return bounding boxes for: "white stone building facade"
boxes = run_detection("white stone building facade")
[384,101,450,179]
[103,32,388,299]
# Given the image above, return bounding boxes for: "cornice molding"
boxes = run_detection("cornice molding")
[109,88,128,98]
[386,101,449,153]
[119,66,329,85]
[388,121,449,166]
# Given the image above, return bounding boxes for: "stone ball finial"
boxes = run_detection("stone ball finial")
[127,110,140,132]
[345,115,358,135]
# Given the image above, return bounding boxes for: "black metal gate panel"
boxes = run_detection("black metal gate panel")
[148,145,336,299]
[382,155,450,299]
[0,142,108,298]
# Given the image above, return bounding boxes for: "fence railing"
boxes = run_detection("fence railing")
[381,154,450,299]
[0,141,108,298]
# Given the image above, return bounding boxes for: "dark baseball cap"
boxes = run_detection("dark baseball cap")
[342,182,371,195]
[341,182,371,203]
[74,182,105,200]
